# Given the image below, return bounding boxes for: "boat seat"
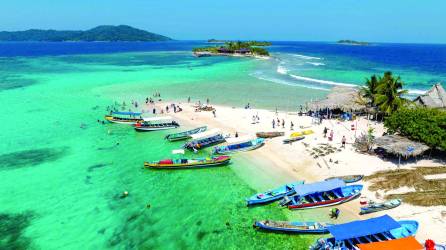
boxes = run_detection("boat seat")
[364,236,375,242]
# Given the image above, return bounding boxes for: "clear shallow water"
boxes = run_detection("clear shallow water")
[0,41,445,249]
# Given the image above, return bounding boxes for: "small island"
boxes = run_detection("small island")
[0,25,172,42]
[337,39,370,46]
[193,41,271,58]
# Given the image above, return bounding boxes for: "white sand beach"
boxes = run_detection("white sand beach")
[146,99,446,242]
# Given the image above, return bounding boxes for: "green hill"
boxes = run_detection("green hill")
[0,25,172,42]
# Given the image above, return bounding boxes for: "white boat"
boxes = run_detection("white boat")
[134,116,179,131]
[213,136,264,154]
[104,111,143,125]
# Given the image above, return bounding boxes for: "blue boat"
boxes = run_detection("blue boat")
[213,136,264,154]
[279,179,363,210]
[246,181,304,206]
[254,220,334,234]
[310,215,419,250]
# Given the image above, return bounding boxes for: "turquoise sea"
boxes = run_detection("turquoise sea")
[1,41,445,249]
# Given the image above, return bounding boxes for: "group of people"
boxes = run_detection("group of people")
[323,127,347,148]
[272,118,294,130]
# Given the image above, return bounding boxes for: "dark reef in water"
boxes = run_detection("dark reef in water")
[87,163,110,172]
[0,147,68,170]
[0,76,37,91]
[0,211,36,249]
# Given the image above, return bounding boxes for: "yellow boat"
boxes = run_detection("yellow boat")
[104,111,143,125]
[291,130,314,137]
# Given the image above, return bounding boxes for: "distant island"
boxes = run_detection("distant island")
[337,40,369,45]
[0,25,172,42]
[193,41,271,57]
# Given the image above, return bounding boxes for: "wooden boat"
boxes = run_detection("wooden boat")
[310,215,419,250]
[144,155,230,169]
[360,199,402,215]
[246,181,305,206]
[254,220,334,234]
[256,132,284,138]
[325,175,364,183]
[213,136,264,154]
[104,111,143,125]
[279,179,363,210]
[283,135,305,144]
[183,129,225,150]
[165,126,207,141]
[134,116,179,131]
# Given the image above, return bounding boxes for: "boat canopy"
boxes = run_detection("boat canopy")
[190,129,222,140]
[328,215,401,241]
[143,116,173,123]
[357,236,423,250]
[112,111,142,116]
[293,179,345,196]
[172,149,185,155]
[225,135,256,146]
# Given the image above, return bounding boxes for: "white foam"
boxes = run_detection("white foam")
[250,72,329,91]
[292,54,322,60]
[306,62,325,66]
[289,74,356,87]
[277,64,288,74]
[407,89,427,95]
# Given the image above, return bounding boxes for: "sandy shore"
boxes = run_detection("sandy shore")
[142,99,446,242]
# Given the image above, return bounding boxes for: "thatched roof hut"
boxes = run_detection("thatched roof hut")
[307,86,365,112]
[414,83,446,109]
[374,134,429,157]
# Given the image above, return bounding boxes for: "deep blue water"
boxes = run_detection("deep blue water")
[0,41,445,93]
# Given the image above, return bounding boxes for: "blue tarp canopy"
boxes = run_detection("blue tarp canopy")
[294,179,345,196]
[112,111,142,116]
[328,215,401,241]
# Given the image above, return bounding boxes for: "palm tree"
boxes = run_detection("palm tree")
[361,75,379,105]
[374,71,408,115]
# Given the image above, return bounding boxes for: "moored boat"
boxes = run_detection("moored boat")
[279,179,363,210]
[183,129,225,150]
[256,132,284,138]
[310,215,419,250]
[134,116,179,131]
[144,155,230,169]
[165,126,207,141]
[246,181,305,206]
[325,175,364,183]
[253,220,334,234]
[104,111,143,125]
[283,135,305,144]
[213,136,264,154]
[359,199,402,215]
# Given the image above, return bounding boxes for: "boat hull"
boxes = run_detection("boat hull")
[283,136,305,144]
[135,125,179,131]
[359,199,402,215]
[288,193,360,210]
[254,221,331,234]
[256,132,284,138]
[104,115,142,125]
[165,126,207,141]
[246,181,304,206]
[145,157,230,169]
[214,139,264,154]
[325,175,364,183]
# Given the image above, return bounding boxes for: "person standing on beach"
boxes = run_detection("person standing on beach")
[329,130,334,141]
[282,119,285,128]
[290,121,294,130]
[188,96,191,103]
[152,108,156,114]
[166,106,169,113]
[323,127,328,138]
[212,109,216,118]
[206,98,210,105]
[272,119,275,129]
[235,132,238,138]
[341,136,346,148]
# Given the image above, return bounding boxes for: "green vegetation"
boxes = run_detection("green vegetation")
[361,71,408,116]
[193,41,270,56]
[337,39,369,45]
[361,72,446,150]
[0,25,172,42]
[384,106,446,150]
[364,166,446,206]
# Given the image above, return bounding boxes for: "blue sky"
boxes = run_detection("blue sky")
[1,0,444,43]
